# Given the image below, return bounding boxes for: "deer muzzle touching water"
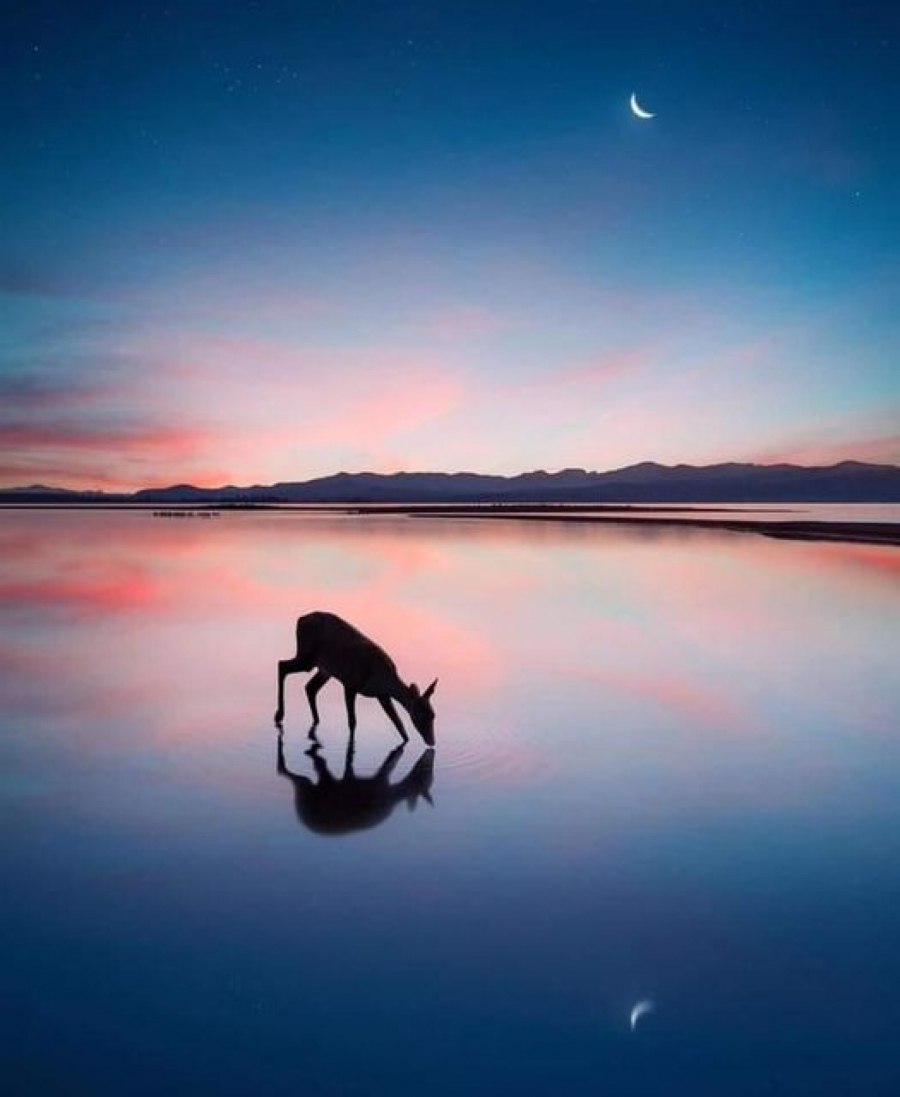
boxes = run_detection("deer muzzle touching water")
[274,611,437,745]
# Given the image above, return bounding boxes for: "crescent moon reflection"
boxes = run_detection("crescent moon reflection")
[630,93,656,120]
[630,999,655,1031]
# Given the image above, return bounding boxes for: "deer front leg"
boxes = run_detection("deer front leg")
[305,670,330,728]
[378,696,409,742]
[275,657,304,726]
[344,685,358,733]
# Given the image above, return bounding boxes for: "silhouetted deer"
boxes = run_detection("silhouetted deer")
[274,611,437,745]
[277,733,435,836]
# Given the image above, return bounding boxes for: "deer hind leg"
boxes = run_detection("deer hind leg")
[305,670,330,728]
[275,657,306,726]
[293,618,319,669]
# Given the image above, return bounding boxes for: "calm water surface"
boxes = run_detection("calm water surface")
[1,511,898,1095]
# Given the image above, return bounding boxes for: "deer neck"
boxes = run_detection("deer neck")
[390,678,415,714]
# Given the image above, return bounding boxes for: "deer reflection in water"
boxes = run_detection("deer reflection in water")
[277,731,435,836]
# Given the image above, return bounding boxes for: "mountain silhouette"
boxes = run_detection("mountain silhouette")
[1,460,899,504]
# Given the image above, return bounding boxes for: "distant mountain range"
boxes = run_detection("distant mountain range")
[2,461,900,503]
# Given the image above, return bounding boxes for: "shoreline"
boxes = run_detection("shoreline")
[342,506,900,546]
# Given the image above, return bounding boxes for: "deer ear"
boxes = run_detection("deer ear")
[423,678,438,700]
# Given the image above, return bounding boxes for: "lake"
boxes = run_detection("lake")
[1,509,898,1095]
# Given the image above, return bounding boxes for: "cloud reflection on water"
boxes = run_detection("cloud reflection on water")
[0,509,897,813]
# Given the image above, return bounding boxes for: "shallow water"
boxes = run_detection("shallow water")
[1,511,898,1095]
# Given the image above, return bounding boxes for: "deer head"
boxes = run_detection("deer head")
[407,678,438,746]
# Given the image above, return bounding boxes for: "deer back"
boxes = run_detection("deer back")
[298,611,404,696]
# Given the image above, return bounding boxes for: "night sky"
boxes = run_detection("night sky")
[1,1,897,490]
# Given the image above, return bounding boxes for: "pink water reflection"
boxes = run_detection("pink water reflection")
[0,510,897,813]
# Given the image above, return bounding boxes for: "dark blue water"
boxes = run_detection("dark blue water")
[1,510,898,1095]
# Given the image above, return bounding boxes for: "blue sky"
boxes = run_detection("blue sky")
[1,0,897,488]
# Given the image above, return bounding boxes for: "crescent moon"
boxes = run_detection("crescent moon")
[630,93,656,120]
[630,999,655,1031]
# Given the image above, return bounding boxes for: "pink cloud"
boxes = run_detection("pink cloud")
[0,422,209,455]
[752,429,900,467]
[4,267,893,493]
[549,346,656,389]
[117,332,470,480]
[295,368,463,449]
[0,417,232,491]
